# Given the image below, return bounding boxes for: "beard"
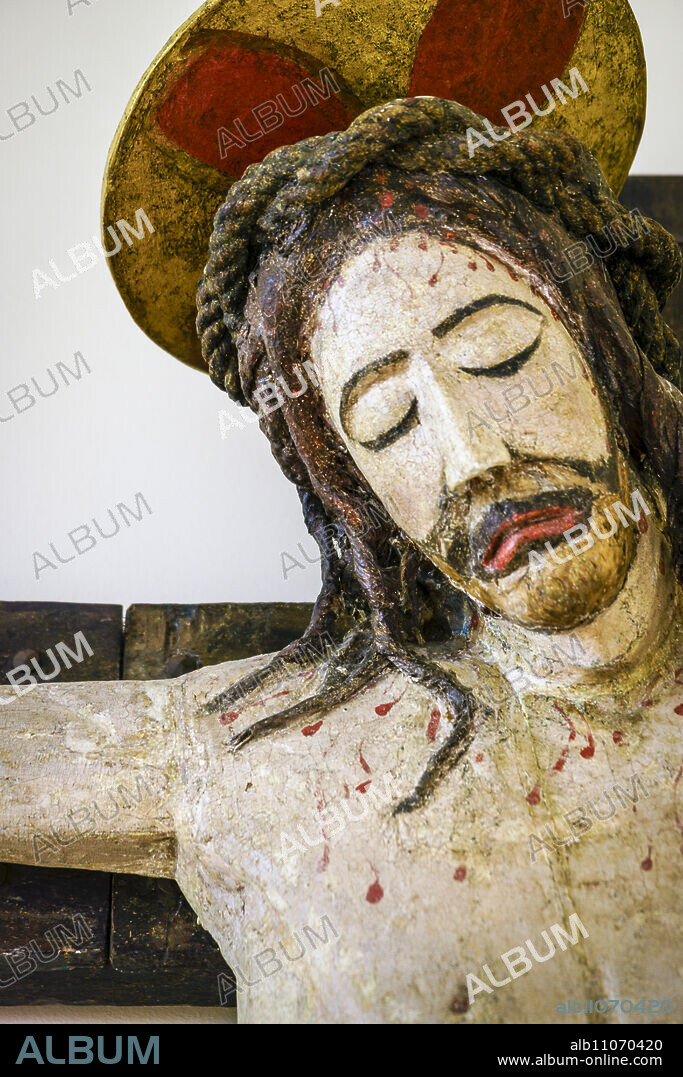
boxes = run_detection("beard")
[422,452,621,581]
[419,450,638,629]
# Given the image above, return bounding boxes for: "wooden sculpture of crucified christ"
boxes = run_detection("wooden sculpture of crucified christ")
[2,93,681,1023]
[2,0,681,1024]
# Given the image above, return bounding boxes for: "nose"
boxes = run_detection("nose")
[415,360,512,490]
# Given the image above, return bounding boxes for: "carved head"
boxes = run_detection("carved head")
[197,98,681,798]
[307,227,633,630]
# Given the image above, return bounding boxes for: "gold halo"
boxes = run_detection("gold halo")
[102,0,645,373]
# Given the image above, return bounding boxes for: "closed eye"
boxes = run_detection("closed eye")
[456,324,543,378]
[358,397,419,450]
[337,297,546,452]
[433,298,545,376]
[339,349,415,451]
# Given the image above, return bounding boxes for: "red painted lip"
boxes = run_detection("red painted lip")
[482,505,584,574]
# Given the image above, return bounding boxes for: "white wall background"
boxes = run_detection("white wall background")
[0,0,680,613]
[0,0,680,1028]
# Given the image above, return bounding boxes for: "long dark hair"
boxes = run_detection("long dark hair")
[196,98,682,812]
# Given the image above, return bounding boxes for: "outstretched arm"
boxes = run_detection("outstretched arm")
[0,677,177,878]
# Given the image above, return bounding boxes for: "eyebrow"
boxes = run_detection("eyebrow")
[339,349,410,435]
[432,294,541,339]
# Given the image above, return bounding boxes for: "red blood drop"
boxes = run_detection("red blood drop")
[356,780,372,794]
[380,191,394,208]
[468,261,478,271]
[579,715,595,759]
[453,865,467,882]
[375,698,400,716]
[359,749,371,774]
[219,712,239,725]
[475,752,484,763]
[317,844,330,873]
[526,785,541,806]
[414,203,429,219]
[613,730,625,745]
[366,880,384,904]
[428,250,445,288]
[302,719,323,737]
[640,846,653,871]
[427,708,441,742]
[674,704,683,716]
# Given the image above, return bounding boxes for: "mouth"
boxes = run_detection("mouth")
[475,490,593,578]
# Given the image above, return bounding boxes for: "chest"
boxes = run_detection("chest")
[177,659,682,1022]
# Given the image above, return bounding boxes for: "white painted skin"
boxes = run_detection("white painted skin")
[309,232,635,628]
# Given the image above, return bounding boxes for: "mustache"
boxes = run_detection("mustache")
[455,450,615,503]
[423,451,617,578]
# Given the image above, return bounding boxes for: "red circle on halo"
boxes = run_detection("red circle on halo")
[156,42,359,177]
[409,0,586,127]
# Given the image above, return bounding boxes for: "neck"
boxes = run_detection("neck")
[472,516,677,699]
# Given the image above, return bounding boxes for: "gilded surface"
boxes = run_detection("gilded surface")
[101,0,645,370]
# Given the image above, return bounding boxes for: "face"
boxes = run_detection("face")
[309,232,636,630]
